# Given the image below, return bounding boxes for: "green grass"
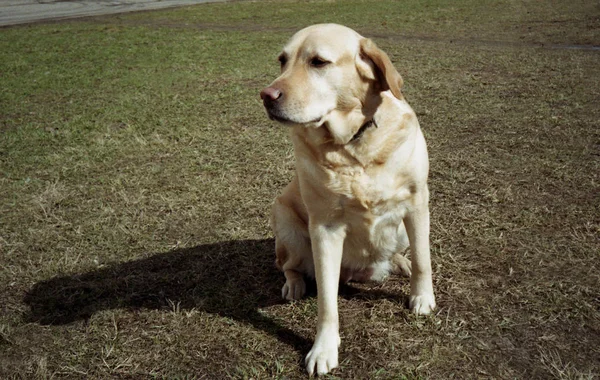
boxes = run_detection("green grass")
[1,0,599,378]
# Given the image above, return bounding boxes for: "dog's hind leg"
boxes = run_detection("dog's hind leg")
[275,239,309,301]
[271,178,313,301]
[390,221,412,277]
[391,253,412,277]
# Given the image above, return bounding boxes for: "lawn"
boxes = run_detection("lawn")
[1,0,599,378]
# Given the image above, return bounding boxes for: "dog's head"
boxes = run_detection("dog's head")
[260,24,403,130]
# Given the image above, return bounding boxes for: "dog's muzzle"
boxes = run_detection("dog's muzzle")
[260,86,288,122]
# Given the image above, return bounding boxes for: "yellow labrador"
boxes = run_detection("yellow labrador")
[260,24,436,376]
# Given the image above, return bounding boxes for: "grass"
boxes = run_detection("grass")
[1,0,599,378]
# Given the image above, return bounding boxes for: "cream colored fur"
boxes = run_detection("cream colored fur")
[261,24,436,376]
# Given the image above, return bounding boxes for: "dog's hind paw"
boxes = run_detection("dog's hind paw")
[282,277,306,301]
[409,293,436,315]
[391,254,412,277]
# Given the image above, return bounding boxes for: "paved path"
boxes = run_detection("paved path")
[0,0,227,27]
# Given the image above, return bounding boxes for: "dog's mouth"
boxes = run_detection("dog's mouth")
[266,110,294,124]
[265,108,323,126]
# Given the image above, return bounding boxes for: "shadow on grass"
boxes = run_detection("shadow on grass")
[23,239,314,352]
[23,238,408,355]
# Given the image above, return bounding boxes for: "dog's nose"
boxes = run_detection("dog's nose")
[260,87,282,102]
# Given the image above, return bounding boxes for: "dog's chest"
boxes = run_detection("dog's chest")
[337,168,412,263]
[322,151,411,208]
[295,131,414,261]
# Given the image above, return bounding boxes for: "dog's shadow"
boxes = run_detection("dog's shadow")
[24,238,405,354]
[24,239,314,350]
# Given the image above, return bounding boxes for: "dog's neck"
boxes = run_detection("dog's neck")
[349,118,377,143]
[291,92,414,171]
[322,96,381,145]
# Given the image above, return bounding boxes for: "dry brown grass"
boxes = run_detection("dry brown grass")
[1,0,599,378]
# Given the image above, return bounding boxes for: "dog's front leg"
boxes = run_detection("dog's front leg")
[405,193,436,315]
[305,223,345,376]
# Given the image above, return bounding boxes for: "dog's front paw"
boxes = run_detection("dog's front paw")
[305,331,340,376]
[281,277,306,301]
[409,293,436,315]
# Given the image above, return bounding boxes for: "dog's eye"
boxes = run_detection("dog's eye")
[310,57,330,68]
[278,54,288,67]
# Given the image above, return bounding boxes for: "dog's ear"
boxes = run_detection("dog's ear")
[357,38,404,99]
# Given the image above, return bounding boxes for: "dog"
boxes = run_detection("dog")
[260,24,436,376]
